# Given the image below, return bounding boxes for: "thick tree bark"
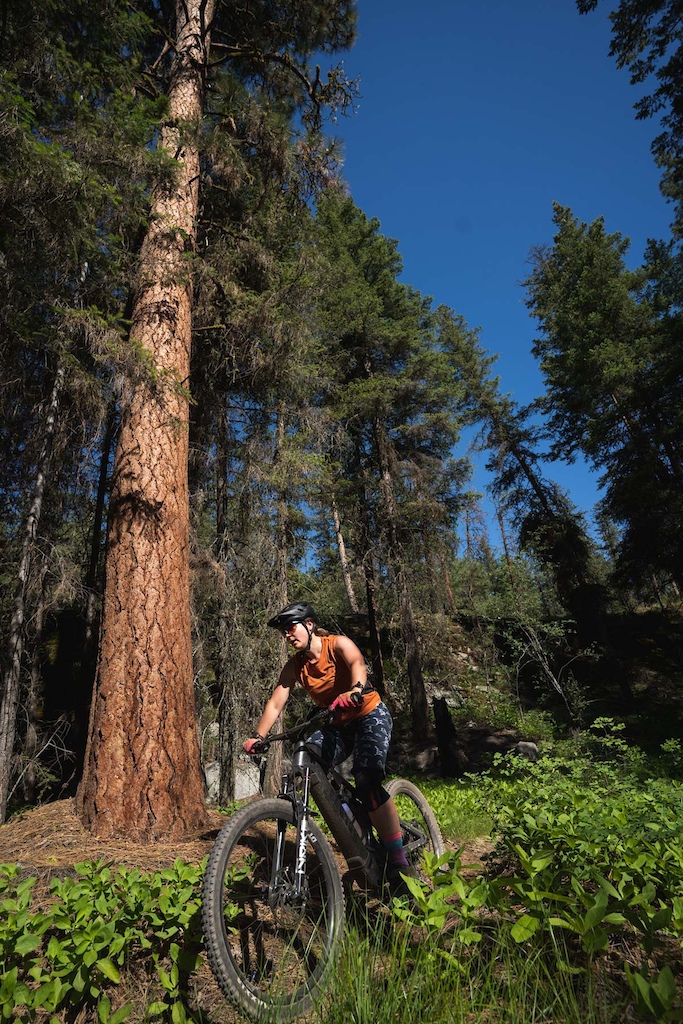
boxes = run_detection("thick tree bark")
[0,365,64,823]
[77,0,214,838]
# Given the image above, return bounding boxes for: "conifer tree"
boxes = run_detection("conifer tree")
[51,0,359,838]
[440,304,601,624]
[578,0,683,234]
[0,0,164,821]
[525,203,683,593]
[313,197,468,738]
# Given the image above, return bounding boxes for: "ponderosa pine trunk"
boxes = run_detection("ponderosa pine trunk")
[77,0,214,838]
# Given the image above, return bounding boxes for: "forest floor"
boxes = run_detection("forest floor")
[0,799,227,874]
[0,799,492,1023]
[0,797,491,877]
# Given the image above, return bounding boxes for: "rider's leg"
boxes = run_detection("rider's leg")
[351,703,410,872]
[367,797,409,870]
[305,721,347,770]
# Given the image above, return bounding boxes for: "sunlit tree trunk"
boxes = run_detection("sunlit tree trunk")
[331,494,359,612]
[78,0,214,838]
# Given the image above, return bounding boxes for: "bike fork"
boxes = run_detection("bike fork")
[294,767,312,895]
[269,768,312,904]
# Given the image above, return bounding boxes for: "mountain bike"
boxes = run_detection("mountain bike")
[201,708,444,1021]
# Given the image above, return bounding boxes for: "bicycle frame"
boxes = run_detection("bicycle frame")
[203,712,444,1021]
[268,736,384,897]
[255,709,430,902]
[268,759,313,905]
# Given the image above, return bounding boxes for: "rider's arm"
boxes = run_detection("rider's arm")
[333,635,367,695]
[248,660,295,744]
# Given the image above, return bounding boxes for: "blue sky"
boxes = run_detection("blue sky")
[331,0,673,532]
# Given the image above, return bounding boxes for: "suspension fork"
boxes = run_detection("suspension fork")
[269,745,313,903]
[294,766,312,895]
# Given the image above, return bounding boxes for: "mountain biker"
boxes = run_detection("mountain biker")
[243,601,411,891]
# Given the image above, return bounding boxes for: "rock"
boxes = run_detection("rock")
[203,759,261,804]
[235,760,260,799]
[203,761,219,802]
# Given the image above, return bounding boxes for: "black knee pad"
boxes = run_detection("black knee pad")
[354,769,389,813]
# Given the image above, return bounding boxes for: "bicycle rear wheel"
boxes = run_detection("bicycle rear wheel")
[202,798,345,1020]
[385,778,445,881]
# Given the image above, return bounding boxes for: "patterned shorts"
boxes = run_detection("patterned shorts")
[306,701,393,779]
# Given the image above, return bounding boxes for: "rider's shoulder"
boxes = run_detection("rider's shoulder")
[279,656,301,685]
[330,633,360,658]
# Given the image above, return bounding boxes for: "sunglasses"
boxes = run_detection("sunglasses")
[280,621,302,636]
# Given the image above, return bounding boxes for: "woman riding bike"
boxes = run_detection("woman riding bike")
[243,601,412,893]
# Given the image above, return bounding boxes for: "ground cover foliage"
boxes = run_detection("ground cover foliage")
[0,859,207,1024]
[398,735,683,1021]
[2,729,682,1023]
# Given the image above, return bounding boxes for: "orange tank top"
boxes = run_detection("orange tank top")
[295,635,380,724]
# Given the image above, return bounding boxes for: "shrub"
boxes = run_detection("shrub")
[0,859,208,1023]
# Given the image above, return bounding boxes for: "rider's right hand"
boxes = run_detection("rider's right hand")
[243,736,263,755]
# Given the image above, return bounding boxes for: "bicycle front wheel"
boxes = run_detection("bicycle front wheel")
[385,778,445,880]
[202,798,345,1020]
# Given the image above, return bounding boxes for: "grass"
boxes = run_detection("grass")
[410,777,493,844]
[313,915,632,1024]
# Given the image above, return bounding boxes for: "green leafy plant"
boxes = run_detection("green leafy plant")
[0,858,215,1022]
[396,751,683,1020]
[392,850,489,947]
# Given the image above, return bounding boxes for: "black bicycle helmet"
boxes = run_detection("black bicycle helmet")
[267,602,317,630]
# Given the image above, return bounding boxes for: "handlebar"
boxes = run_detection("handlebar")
[248,691,365,756]
[248,708,331,756]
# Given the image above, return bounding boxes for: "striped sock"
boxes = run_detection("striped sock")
[383,831,409,869]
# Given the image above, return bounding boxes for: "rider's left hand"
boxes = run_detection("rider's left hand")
[330,689,363,712]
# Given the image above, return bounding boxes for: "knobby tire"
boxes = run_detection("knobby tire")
[202,798,344,1021]
[385,778,445,878]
